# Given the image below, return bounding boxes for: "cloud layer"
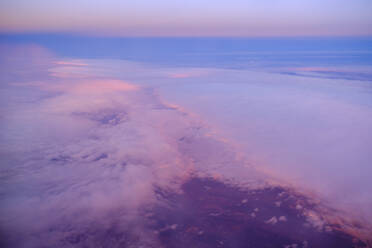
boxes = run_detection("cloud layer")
[1,45,371,247]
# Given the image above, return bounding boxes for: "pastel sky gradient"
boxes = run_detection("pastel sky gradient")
[0,0,371,36]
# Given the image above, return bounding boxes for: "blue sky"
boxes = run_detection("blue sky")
[0,0,371,36]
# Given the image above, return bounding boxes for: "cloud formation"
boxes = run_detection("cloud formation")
[0,46,266,247]
[1,45,371,247]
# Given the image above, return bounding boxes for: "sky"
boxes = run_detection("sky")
[0,0,371,37]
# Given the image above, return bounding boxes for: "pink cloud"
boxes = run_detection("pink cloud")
[167,70,208,79]
[54,61,88,67]
[169,73,192,79]
[21,79,139,94]
[69,80,139,94]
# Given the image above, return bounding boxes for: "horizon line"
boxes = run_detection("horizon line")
[1,31,372,40]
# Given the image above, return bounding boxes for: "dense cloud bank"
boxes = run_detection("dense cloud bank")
[0,46,264,247]
[0,45,371,247]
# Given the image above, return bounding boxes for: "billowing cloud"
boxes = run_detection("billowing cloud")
[0,46,265,247]
[1,45,371,247]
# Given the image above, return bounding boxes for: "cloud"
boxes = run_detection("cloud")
[54,61,88,67]
[1,44,371,246]
[27,79,139,94]
[0,46,264,247]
